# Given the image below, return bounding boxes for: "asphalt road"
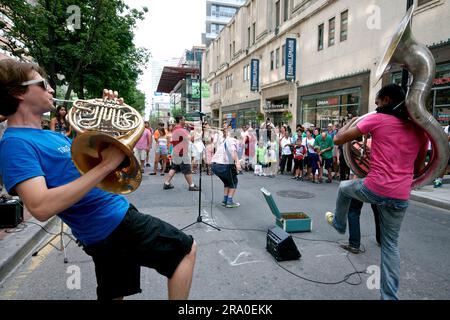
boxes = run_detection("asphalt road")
[0,169,449,300]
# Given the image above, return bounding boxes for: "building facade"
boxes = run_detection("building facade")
[203,0,246,47]
[203,0,450,129]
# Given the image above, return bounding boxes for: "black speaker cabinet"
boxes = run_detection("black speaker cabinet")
[266,226,301,262]
[0,199,24,228]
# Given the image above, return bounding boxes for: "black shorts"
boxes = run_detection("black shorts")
[171,162,192,174]
[81,205,194,300]
[212,163,238,188]
[323,158,333,169]
[293,159,304,171]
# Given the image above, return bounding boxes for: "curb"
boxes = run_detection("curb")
[410,193,450,211]
[0,216,57,284]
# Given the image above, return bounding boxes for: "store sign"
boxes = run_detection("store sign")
[317,97,339,106]
[264,101,288,111]
[433,77,450,85]
[250,59,259,91]
[285,38,297,81]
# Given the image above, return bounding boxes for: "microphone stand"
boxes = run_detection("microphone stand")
[182,58,220,232]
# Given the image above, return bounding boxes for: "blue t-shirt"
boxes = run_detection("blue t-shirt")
[0,127,129,245]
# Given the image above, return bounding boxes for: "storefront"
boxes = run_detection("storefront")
[299,88,361,130]
[263,97,291,127]
[391,62,450,126]
[221,100,259,129]
[388,41,450,126]
[297,71,370,130]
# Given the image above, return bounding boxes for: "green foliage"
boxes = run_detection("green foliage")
[0,0,150,115]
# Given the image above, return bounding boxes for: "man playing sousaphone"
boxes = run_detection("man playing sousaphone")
[0,59,197,300]
[325,84,428,300]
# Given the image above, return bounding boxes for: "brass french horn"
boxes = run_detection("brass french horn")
[67,90,144,194]
[343,6,450,188]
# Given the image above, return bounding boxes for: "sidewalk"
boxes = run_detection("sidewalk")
[410,176,450,211]
[0,209,57,284]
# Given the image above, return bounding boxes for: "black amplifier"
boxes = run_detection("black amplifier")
[0,199,24,228]
[266,226,301,262]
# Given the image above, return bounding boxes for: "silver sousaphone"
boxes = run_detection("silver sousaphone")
[343,6,449,188]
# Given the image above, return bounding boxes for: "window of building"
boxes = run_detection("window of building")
[284,0,290,22]
[270,51,274,70]
[229,44,232,61]
[276,48,280,69]
[318,23,324,51]
[282,44,286,66]
[340,10,348,42]
[214,81,220,94]
[247,27,251,47]
[226,74,233,89]
[233,41,235,56]
[243,65,248,82]
[252,22,256,44]
[328,17,335,47]
[300,88,361,129]
[275,1,281,28]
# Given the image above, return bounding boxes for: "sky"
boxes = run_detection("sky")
[125,0,206,94]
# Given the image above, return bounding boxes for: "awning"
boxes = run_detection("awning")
[156,66,199,93]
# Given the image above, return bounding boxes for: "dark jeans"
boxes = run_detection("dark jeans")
[280,154,293,173]
[339,153,350,180]
[348,199,381,248]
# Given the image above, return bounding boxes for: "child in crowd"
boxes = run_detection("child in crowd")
[309,145,321,183]
[266,144,278,178]
[256,141,267,176]
[292,138,307,181]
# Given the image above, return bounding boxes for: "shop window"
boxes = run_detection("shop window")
[391,72,402,85]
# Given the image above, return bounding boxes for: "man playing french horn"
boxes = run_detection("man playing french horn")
[0,59,197,300]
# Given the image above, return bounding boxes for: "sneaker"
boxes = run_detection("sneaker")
[163,183,174,190]
[340,244,360,254]
[221,201,227,207]
[325,212,345,235]
[226,202,240,208]
[145,163,151,168]
[189,185,200,191]
[149,172,156,176]
[291,176,298,180]
[160,173,165,176]
[434,179,443,188]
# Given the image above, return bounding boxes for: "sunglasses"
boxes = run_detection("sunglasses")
[20,79,50,91]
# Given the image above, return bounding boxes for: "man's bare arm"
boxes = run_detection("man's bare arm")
[15,146,125,222]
